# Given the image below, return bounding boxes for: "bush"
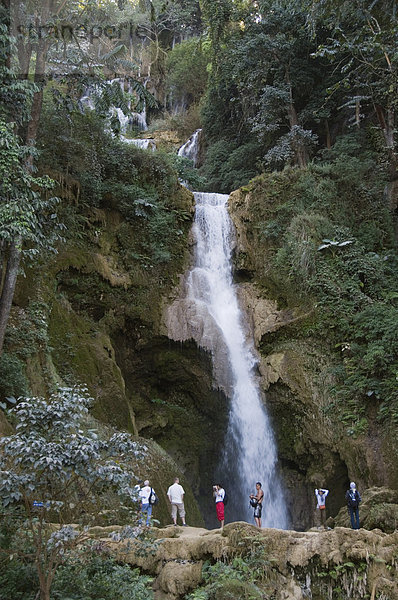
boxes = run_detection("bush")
[0,353,28,399]
[187,561,263,600]
[200,140,261,193]
[166,38,209,108]
[52,554,153,600]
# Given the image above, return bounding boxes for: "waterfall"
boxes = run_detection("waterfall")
[178,129,202,166]
[165,133,287,528]
[190,192,287,527]
[79,78,148,136]
[111,107,129,134]
[123,138,156,151]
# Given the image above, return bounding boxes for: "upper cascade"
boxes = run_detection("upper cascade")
[79,78,148,137]
[178,129,202,166]
[123,138,156,150]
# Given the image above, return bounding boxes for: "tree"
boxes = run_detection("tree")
[306,0,398,176]
[0,386,145,600]
[239,0,321,167]
[0,120,62,355]
[166,37,209,108]
[200,0,324,174]
[0,0,156,356]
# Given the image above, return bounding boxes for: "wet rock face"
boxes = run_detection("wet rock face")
[112,332,229,528]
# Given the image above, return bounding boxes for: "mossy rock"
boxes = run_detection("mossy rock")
[206,579,263,600]
[48,296,131,430]
[366,503,398,533]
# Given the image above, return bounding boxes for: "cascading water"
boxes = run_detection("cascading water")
[79,78,149,139]
[123,138,156,150]
[178,129,202,166]
[166,136,288,528]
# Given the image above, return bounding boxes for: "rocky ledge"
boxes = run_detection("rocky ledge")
[101,522,398,599]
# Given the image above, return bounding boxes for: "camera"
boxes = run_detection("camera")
[213,485,217,490]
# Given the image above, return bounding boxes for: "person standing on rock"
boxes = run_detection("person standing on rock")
[213,484,225,529]
[167,477,187,526]
[315,487,329,529]
[249,482,264,528]
[138,479,153,526]
[345,482,362,529]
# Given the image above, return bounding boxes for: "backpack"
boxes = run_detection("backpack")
[347,491,358,509]
[149,488,158,505]
[223,490,228,506]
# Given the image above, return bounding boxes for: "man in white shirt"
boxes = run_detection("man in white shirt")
[139,479,153,526]
[167,477,187,526]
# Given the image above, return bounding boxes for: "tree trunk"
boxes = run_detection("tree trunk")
[286,67,308,168]
[374,104,397,177]
[40,586,51,600]
[0,239,5,294]
[355,98,361,128]
[38,570,51,600]
[0,238,22,356]
[325,119,331,150]
[25,37,49,164]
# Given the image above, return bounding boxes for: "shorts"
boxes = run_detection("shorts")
[171,502,185,519]
[254,503,262,518]
[216,501,224,522]
[140,502,152,525]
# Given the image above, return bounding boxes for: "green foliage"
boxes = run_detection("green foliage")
[0,353,28,399]
[38,97,191,272]
[0,11,36,125]
[0,120,62,255]
[166,38,209,107]
[0,386,147,600]
[0,508,38,599]
[187,560,263,600]
[199,0,397,189]
[245,133,398,430]
[187,531,275,599]
[308,0,398,116]
[169,154,207,190]
[200,140,260,193]
[51,554,154,600]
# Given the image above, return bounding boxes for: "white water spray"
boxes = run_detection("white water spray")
[178,129,202,166]
[123,138,156,150]
[184,192,287,527]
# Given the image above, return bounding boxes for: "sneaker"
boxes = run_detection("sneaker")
[182,524,188,527]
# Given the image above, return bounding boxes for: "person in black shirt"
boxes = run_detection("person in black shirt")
[345,481,362,529]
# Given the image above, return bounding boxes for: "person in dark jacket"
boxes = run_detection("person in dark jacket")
[345,482,362,529]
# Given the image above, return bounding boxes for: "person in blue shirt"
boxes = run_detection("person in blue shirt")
[345,482,362,529]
